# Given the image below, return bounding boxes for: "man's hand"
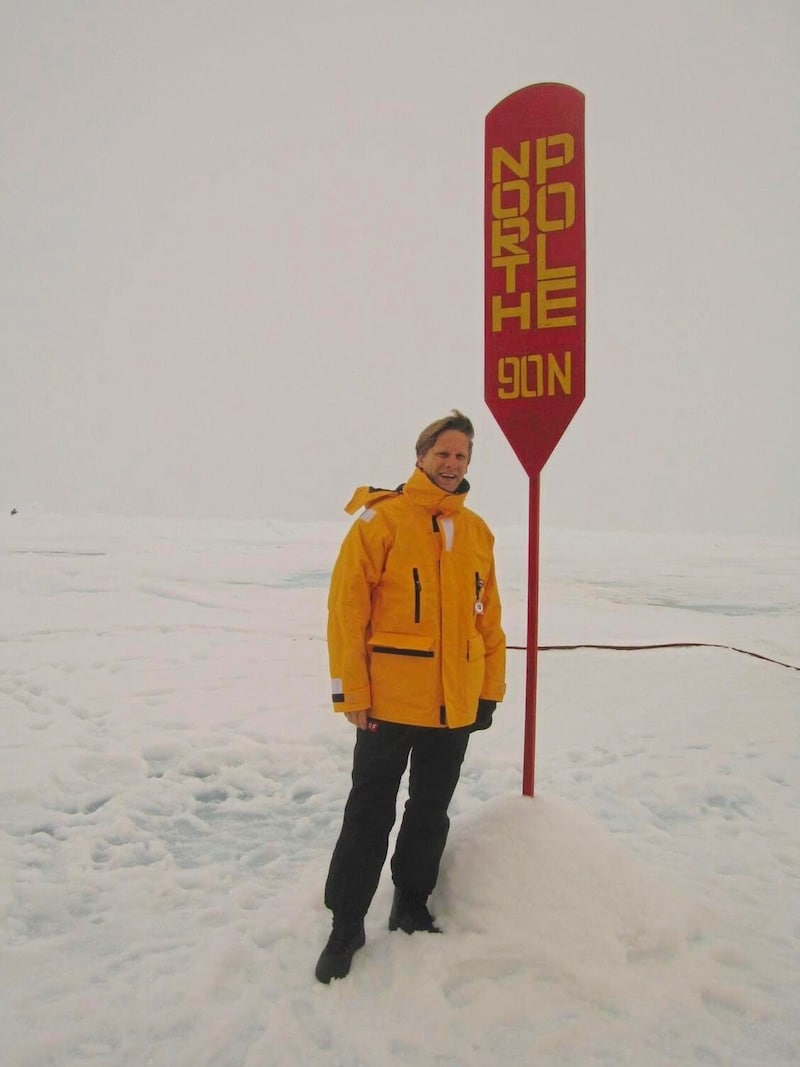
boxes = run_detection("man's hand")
[345,711,369,729]
[470,699,497,732]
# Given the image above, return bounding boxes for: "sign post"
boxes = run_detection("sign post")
[484,83,586,797]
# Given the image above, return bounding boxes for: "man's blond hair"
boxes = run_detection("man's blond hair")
[415,410,474,460]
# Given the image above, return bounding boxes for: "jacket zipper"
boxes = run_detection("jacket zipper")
[412,567,422,623]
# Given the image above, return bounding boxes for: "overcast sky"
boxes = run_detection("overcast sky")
[3,1,798,534]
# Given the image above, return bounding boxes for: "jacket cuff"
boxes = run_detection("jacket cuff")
[330,678,371,711]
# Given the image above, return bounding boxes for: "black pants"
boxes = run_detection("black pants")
[324,720,470,922]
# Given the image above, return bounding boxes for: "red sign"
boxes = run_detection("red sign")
[484,84,586,797]
[484,83,585,474]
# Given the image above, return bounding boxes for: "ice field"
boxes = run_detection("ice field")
[2,513,798,1066]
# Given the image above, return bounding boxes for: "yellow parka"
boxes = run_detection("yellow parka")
[327,467,506,729]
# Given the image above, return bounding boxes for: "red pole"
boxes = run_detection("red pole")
[522,473,540,797]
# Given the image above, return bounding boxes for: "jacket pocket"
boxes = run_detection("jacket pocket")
[412,568,422,623]
[467,634,485,662]
[466,634,486,711]
[368,631,435,658]
[367,631,436,715]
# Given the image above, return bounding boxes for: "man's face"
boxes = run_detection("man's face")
[416,430,471,492]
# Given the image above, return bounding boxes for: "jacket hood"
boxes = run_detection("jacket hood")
[343,484,403,516]
[344,467,470,516]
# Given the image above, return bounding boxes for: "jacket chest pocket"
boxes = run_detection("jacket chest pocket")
[412,568,422,623]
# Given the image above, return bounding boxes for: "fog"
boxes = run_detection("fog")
[2,1,798,533]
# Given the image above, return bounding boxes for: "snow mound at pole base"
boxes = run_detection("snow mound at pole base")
[420,793,777,1060]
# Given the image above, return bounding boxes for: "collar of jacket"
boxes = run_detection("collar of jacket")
[344,467,470,517]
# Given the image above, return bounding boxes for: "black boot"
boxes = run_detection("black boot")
[388,887,442,934]
[315,917,366,983]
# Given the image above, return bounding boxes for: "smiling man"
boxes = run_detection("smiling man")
[315,410,507,983]
[415,427,470,491]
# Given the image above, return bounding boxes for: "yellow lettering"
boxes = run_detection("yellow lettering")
[537,278,577,328]
[491,254,528,292]
[491,142,530,183]
[491,217,530,259]
[498,356,519,399]
[535,133,574,184]
[492,292,531,333]
[535,233,575,280]
[522,355,543,397]
[548,350,572,394]
[535,182,575,232]
[492,180,531,220]
[496,352,573,399]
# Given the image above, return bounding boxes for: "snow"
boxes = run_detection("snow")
[1,513,798,1066]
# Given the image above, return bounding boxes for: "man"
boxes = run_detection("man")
[315,410,506,984]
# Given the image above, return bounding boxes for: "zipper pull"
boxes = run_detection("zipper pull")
[474,572,485,614]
